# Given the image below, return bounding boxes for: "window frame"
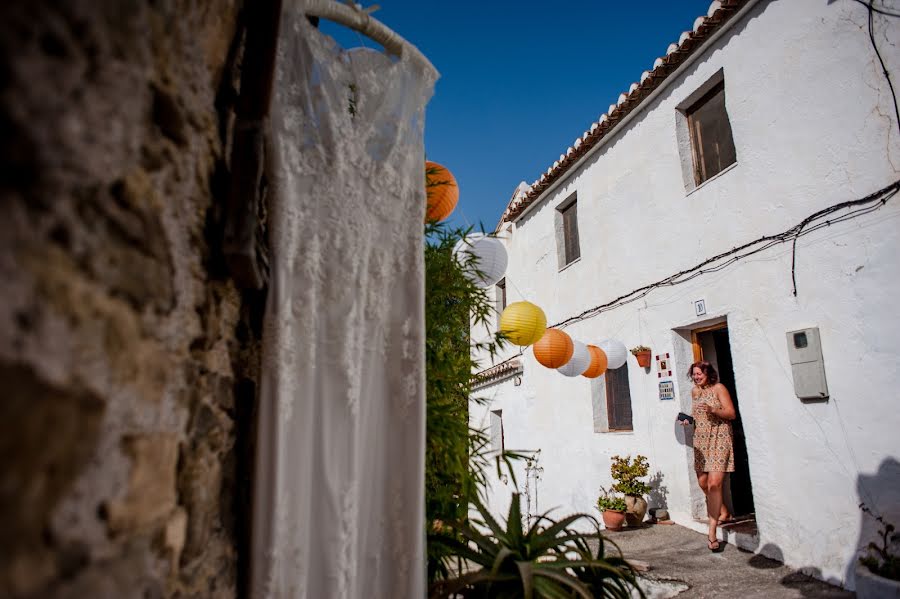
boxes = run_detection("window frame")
[555,193,581,270]
[684,80,737,186]
[604,364,634,432]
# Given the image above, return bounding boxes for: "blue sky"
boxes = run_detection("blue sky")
[322,1,713,229]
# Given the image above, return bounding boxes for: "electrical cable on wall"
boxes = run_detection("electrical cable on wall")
[552,179,899,329]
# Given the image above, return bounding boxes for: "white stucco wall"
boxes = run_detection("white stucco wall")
[472,0,900,589]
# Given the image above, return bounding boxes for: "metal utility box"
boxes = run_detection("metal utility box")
[786,327,829,400]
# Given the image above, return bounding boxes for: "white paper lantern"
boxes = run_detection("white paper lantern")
[599,339,628,369]
[557,339,591,377]
[452,233,508,288]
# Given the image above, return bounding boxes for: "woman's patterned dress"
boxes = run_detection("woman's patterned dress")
[692,386,734,472]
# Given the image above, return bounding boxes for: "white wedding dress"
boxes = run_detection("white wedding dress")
[251,5,436,597]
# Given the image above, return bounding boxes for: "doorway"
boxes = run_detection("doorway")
[692,324,755,518]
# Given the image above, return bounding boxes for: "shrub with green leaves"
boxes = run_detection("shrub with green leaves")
[425,221,510,579]
[610,454,651,497]
[597,492,627,513]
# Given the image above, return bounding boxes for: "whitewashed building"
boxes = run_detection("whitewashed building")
[471,0,900,590]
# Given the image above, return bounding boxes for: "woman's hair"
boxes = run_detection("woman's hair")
[688,360,719,385]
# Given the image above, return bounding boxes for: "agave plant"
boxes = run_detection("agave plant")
[428,493,644,599]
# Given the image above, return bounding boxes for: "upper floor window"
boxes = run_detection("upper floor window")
[495,278,506,327]
[555,195,580,268]
[685,80,736,185]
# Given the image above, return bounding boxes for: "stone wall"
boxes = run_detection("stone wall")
[0,1,261,597]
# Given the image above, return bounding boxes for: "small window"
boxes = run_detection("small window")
[605,365,633,431]
[490,409,504,453]
[495,278,507,315]
[555,196,580,268]
[686,81,736,185]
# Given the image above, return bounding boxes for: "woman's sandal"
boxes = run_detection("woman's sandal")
[707,536,723,552]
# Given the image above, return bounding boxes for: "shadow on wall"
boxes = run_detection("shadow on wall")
[647,471,669,511]
[846,457,900,591]
[673,418,693,447]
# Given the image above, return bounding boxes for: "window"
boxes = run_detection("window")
[605,365,633,431]
[555,195,580,268]
[591,364,633,432]
[685,81,736,185]
[495,278,506,314]
[490,409,504,453]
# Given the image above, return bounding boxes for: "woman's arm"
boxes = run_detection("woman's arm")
[711,384,736,420]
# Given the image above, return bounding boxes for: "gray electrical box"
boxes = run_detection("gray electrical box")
[786,327,829,400]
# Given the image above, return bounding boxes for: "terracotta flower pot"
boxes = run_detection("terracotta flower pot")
[602,509,626,531]
[633,350,652,368]
[625,495,648,527]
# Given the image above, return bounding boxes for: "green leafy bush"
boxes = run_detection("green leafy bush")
[610,454,651,497]
[425,221,511,580]
[597,489,627,513]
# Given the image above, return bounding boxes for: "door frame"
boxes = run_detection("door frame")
[691,322,727,362]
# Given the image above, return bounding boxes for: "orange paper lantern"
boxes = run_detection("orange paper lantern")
[425,161,459,222]
[582,345,609,379]
[533,328,574,368]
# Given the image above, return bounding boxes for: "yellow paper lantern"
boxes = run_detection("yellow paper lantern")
[533,328,574,368]
[499,301,547,346]
[425,161,459,222]
[582,345,608,378]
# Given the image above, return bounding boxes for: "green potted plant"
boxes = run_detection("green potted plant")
[856,503,900,599]
[630,345,652,368]
[428,493,645,598]
[611,454,651,527]
[596,487,627,531]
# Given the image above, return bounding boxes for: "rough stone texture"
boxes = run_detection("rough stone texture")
[0,1,261,597]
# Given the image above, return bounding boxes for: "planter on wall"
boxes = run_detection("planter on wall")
[633,350,652,368]
[602,509,626,531]
[625,495,648,527]
[856,563,900,598]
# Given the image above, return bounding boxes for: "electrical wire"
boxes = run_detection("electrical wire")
[862,0,900,137]
[550,179,900,329]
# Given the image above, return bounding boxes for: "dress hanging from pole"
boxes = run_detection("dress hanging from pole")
[251,6,436,597]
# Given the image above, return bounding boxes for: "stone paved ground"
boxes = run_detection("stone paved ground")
[593,523,855,598]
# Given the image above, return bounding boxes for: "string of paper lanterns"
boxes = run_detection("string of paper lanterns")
[499,302,624,381]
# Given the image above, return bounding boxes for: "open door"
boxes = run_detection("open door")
[692,324,755,518]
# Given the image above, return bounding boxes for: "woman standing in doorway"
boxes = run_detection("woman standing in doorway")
[686,360,736,551]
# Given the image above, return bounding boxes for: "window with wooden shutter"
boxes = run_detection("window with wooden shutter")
[560,201,580,265]
[605,365,633,431]
[686,81,736,185]
[490,410,504,453]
